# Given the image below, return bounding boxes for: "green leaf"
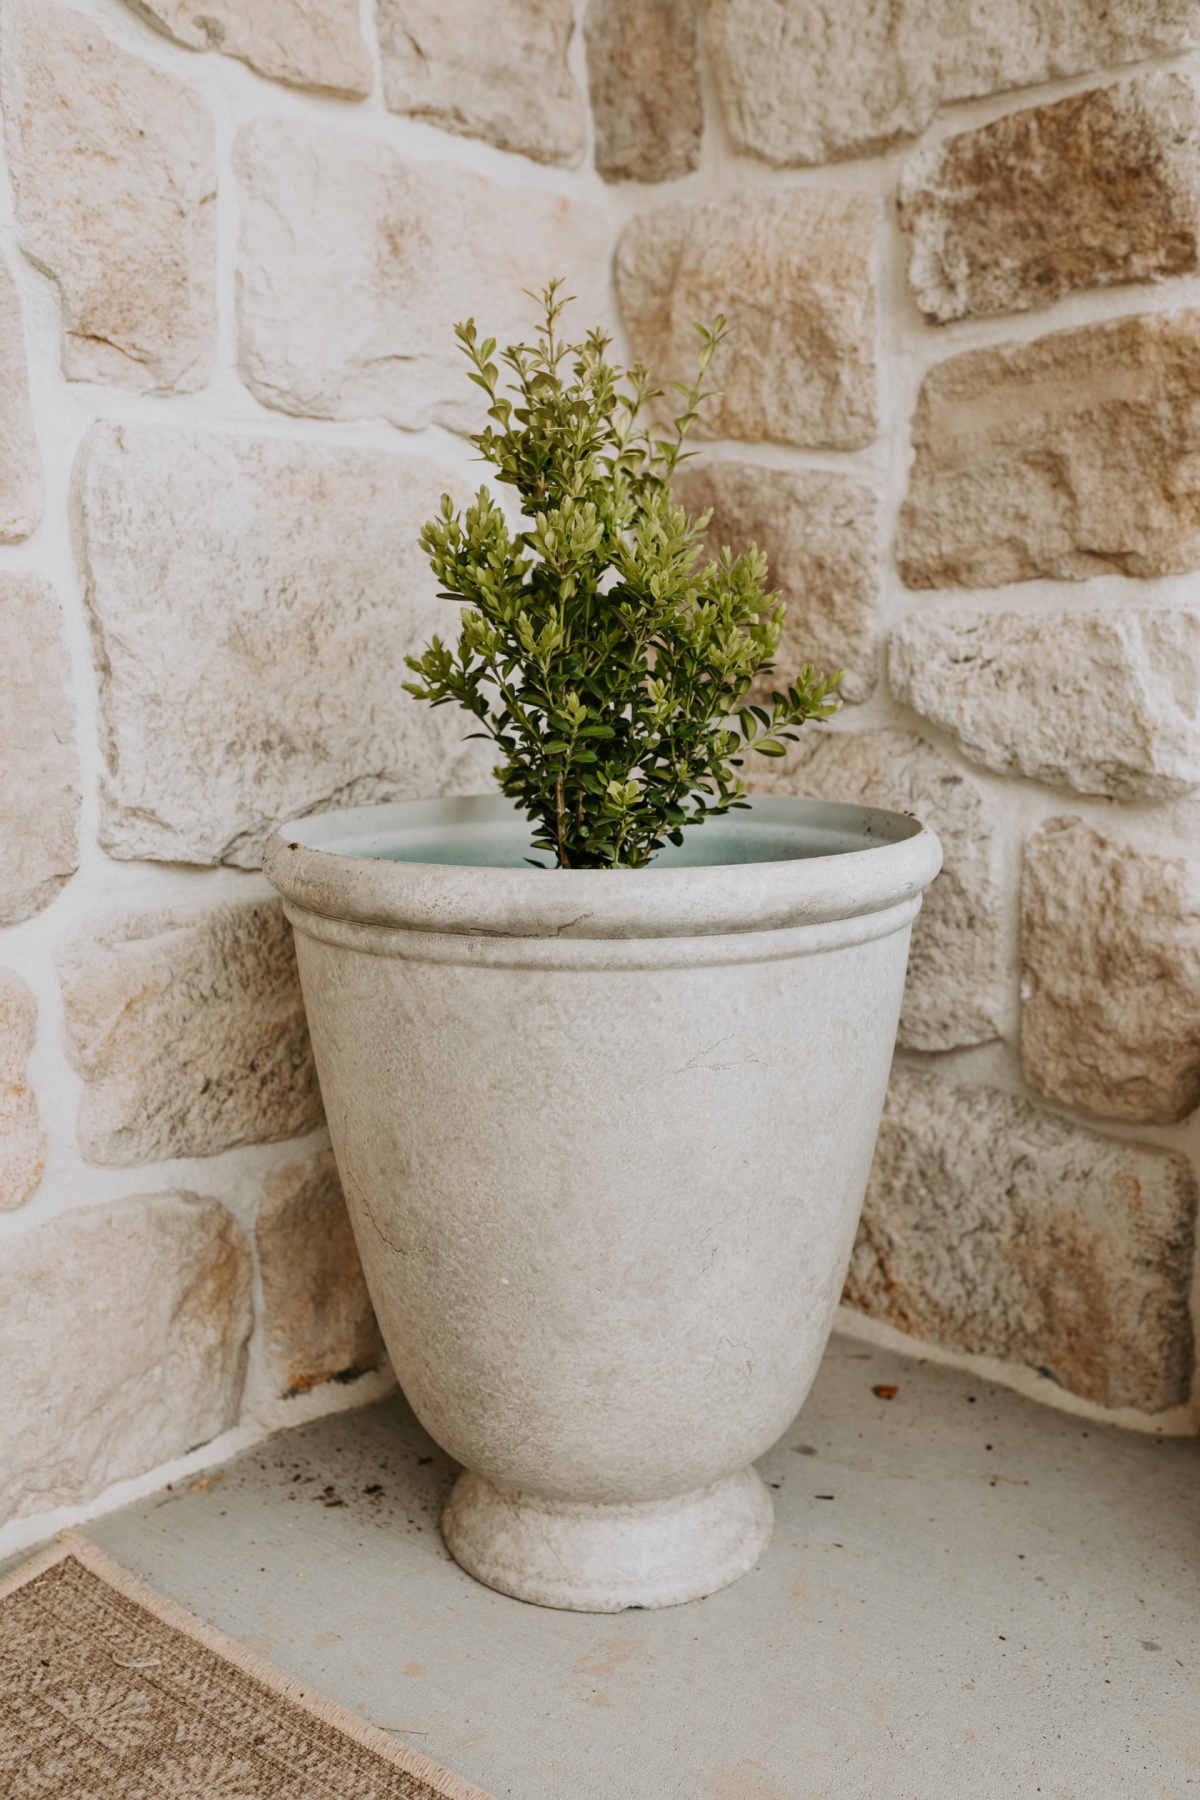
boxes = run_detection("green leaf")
[405,281,840,866]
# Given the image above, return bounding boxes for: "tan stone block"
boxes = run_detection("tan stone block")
[890,608,1200,799]
[705,0,1200,166]
[748,731,1003,1052]
[0,969,43,1211]
[378,0,584,165]
[617,191,878,449]
[0,252,40,540]
[585,0,703,184]
[1,2,216,393]
[672,462,880,704]
[124,0,372,96]
[897,312,1200,589]
[1022,817,1200,1125]
[78,423,493,868]
[59,901,322,1166]
[846,1068,1197,1413]
[234,119,608,431]
[900,74,1200,324]
[257,1149,382,1398]
[0,576,79,923]
[0,1193,251,1525]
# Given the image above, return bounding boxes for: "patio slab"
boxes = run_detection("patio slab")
[72,1331,1200,1799]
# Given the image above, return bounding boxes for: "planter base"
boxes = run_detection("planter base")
[441,1467,774,1612]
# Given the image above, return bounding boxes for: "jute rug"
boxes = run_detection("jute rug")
[0,1531,494,1799]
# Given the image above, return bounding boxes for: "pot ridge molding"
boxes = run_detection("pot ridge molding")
[264,793,941,942]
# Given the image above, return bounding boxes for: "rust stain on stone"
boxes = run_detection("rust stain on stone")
[901,73,1200,323]
[256,1148,383,1399]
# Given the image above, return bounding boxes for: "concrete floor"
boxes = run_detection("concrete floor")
[71,1333,1199,1800]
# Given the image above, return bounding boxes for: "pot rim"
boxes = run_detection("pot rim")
[263,794,942,942]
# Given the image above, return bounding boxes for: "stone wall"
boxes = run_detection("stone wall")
[3,0,1200,1552]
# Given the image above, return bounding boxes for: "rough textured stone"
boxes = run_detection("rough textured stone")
[0,576,79,923]
[0,969,43,1211]
[59,901,322,1166]
[897,312,1200,589]
[235,119,607,432]
[705,0,1200,167]
[0,1193,251,1525]
[585,0,703,184]
[900,73,1200,324]
[890,608,1200,800]
[377,0,584,166]
[124,0,371,96]
[257,1149,383,1399]
[79,423,492,868]
[617,191,878,449]
[1,2,216,393]
[846,1069,1197,1414]
[0,252,40,539]
[1022,818,1200,1126]
[672,462,880,704]
[748,731,1002,1052]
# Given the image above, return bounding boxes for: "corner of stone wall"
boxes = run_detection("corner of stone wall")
[3,0,1200,1557]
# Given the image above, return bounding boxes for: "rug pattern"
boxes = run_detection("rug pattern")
[0,1542,486,1800]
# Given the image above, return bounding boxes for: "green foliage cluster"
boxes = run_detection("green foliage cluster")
[404,284,842,869]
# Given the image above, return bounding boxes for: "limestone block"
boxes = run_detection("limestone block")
[257,1149,383,1398]
[124,0,372,96]
[0,1193,252,1525]
[900,74,1200,324]
[846,1068,1197,1413]
[897,312,1200,588]
[1,2,216,394]
[0,253,40,539]
[0,969,43,1210]
[79,423,492,867]
[704,0,1200,167]
[0,576,79,923]
[377,0,584,166]
[585,0,703,184]
[672,462,880,704]
[617,191,878,449]
[235,119,607,431]
[890,609,1200,800]
[748,731,1002,1051]
[1022,817,1200,1125]
[59,901,322,1166]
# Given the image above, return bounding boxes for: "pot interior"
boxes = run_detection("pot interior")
[283,793,924,871]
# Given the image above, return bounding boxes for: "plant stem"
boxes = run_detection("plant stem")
[555,773,570,868]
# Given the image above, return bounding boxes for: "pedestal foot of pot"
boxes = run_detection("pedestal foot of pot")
[441,1466,774,1612]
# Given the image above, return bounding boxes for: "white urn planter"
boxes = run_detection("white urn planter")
[264,792,940,1612]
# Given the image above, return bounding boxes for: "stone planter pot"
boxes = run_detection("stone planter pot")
[263,793,940,1612]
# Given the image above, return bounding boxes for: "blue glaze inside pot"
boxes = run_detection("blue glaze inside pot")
[284,794,921,871]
